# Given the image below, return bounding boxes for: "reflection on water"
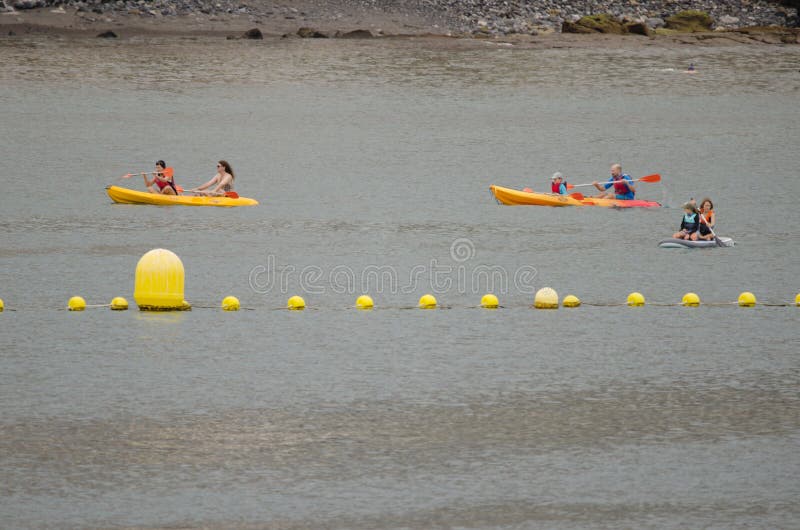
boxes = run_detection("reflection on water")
[1,36,799,529]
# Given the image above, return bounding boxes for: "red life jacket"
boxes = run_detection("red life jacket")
[551,182,561,193]
[613,178,629,195]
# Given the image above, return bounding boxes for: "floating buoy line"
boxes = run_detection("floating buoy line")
[1,250,797,312]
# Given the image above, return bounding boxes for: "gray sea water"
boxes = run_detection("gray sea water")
[1,35,799,529]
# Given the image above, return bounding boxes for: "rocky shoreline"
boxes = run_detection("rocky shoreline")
[1,0,798,41]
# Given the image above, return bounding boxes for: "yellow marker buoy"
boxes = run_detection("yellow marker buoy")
[222,295,240,311]
[796,293,800,306]
[134,248,190,311]
[737,292,756,307]
[682,292,700,306]
[287,295,305,310]
[110,297,128,310]
[480,293,499,308]
[0,298,4,312]
[419,294,437,309]
[562,294,581,307]
[68,296,86,311]
[356,295,374,309]
[627,292,645,306]
[534,287,558,309]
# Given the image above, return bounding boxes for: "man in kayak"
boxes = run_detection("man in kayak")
[550,172,567,195]
[592,164,635,200]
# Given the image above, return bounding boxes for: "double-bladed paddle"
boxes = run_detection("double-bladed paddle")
[566,173,661,189]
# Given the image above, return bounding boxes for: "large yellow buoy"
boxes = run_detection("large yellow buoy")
[222,296,240,311]
[480,293,499,308]
[287,295,305,310]
[796,293,800,306]
[134,249,190,311]
[419,294,437,309]
[682,292,700,306]
[110,297,129,310]
[737,292,756,307]
[562,294,581,308]
[356,295,374,309]
[0,298,4,312]
[627,292,645,306]
[68,296,86,311]
[534,287,558,309]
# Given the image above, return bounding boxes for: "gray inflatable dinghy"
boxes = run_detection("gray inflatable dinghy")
[658,237,734,248]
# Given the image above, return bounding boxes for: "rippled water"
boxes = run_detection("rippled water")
[1,35,799,529]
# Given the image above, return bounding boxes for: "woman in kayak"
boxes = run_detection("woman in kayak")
[191,160,235,196]
[592,163,635,200]
[142,160,177,195]
[697,197,716,241]
[673,202,701,240]
[550,172,567,195]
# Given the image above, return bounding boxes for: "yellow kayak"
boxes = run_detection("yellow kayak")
[490,185,661,208]
[106,186,258,207]
[490,185,583,207]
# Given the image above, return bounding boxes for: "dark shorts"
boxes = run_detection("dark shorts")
[699,224,712,235]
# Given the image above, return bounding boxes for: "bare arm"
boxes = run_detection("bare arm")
[193,175,219,191]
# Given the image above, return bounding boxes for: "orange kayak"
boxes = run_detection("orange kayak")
[490,185,660,208]
[489,185,583,206]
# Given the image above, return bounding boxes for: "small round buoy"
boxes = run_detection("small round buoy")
[627,292,645,307]
[737,292,756,307]
[110,297,128,310]
[419,294,437,309]
[356,295,374,309]
[562,294,581,307]
[287,295,305,310]
[480,293,499,308]
[222,295,240,311]
[68,296,86,311]
[534,287,558,309]
[682,292,700,307]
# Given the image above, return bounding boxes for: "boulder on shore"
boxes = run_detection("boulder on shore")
[562,14,626,34]
[297,27,328,38]
[665,10,714,32]
[96,30,117,38]
[625,21,652,36]
[336,29,373,39]
[242,28,262,39]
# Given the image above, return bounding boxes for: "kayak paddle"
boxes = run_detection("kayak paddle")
[566,173,661,189]
[120,167,175,179]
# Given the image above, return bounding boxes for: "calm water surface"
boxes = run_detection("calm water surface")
[1,36,799,529]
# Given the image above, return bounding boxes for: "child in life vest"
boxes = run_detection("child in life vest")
[550,172,567,195]
[673,202,701,240]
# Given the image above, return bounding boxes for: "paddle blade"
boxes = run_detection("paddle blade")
[522,187,534,193]
[162,167,174,178]
[175,185,184,193]
[569,192,584,200]
[225,191,240,199]
[566,183,574,189]
[639,174,661,183]
[120,173,134,179]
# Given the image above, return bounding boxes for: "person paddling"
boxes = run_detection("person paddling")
[550,172,567,195]
[697,197,716,241]
[592,163,635,200]
[142,160,177,195]
[191,160,235,196]
[673,202,701,241]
